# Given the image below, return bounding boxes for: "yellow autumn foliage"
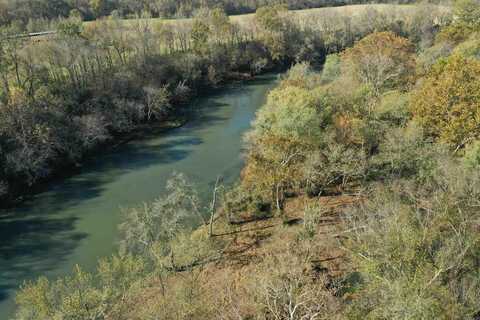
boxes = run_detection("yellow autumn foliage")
[410,54,480,147]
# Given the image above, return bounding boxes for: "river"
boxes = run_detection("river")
[0,74,278,319]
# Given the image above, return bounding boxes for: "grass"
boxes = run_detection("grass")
[83,4,449,31]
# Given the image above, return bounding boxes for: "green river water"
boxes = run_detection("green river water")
[0,74,278,319]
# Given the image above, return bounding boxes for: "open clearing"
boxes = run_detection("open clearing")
[84,4,449,30]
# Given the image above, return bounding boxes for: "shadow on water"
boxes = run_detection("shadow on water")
[4,99,230,213]
[0,99,232,305]
[0,216,88,305]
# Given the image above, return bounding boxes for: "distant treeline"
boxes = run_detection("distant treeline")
[0,0,449,29]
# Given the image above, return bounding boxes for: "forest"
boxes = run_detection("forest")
[0,2,447,205]
[0,0,446,27]
[4,0,480,319]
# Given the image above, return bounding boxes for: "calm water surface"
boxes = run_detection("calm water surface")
[0,74,278,319]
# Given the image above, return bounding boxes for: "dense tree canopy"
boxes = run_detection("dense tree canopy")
[410,54,480,147]
[243,84,325,210]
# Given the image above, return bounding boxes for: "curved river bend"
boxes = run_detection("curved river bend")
[0,74,278,319]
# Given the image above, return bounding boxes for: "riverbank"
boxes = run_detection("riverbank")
[0,70,274,210]
[113,193,358,318]
[0,73,279,319]
[0,3,450,210]
[0,120,184,210]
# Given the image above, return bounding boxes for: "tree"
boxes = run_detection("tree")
[344,164,480,319]
[454,0,480,30]
[191,19,210,56]
[119,173,207,256]
[0,93,60,185]
[342,32,416,93]
[302,143,367,196]
[143,85,171,121]
[255,5,292,62]
[73,113,109,149]
[243,85,327,212]
[16,255,147,320]
[436,0,480,44]
[89,0,106,18]
[410,54,480,148]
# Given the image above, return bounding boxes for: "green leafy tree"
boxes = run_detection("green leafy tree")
[244,85,328,212]
[57,17,83,38]
[208,8,233,45]
[255,5,292,61]
[436,0,480,43]
[16,255,147,319]
[454,0,480,29]
[321,54,341,84]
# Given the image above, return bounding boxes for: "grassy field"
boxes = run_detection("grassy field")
[83,4,450,31]
[24,4,450,42]
[67,3,451,58]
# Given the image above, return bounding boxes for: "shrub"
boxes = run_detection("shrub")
[0,180,8,197]
[372,122,440,181]
[222,183,270,221]
[301,202,328,238]
[373,91,411,126]
[463,140,480,168]
[453,32,480,60]
[321,53,341,84]
[344,165,480,319]
[416,41,454,76]
[302,142,367,196]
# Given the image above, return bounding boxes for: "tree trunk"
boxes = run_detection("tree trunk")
[276,182,282,215]
[209,176,221,237]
